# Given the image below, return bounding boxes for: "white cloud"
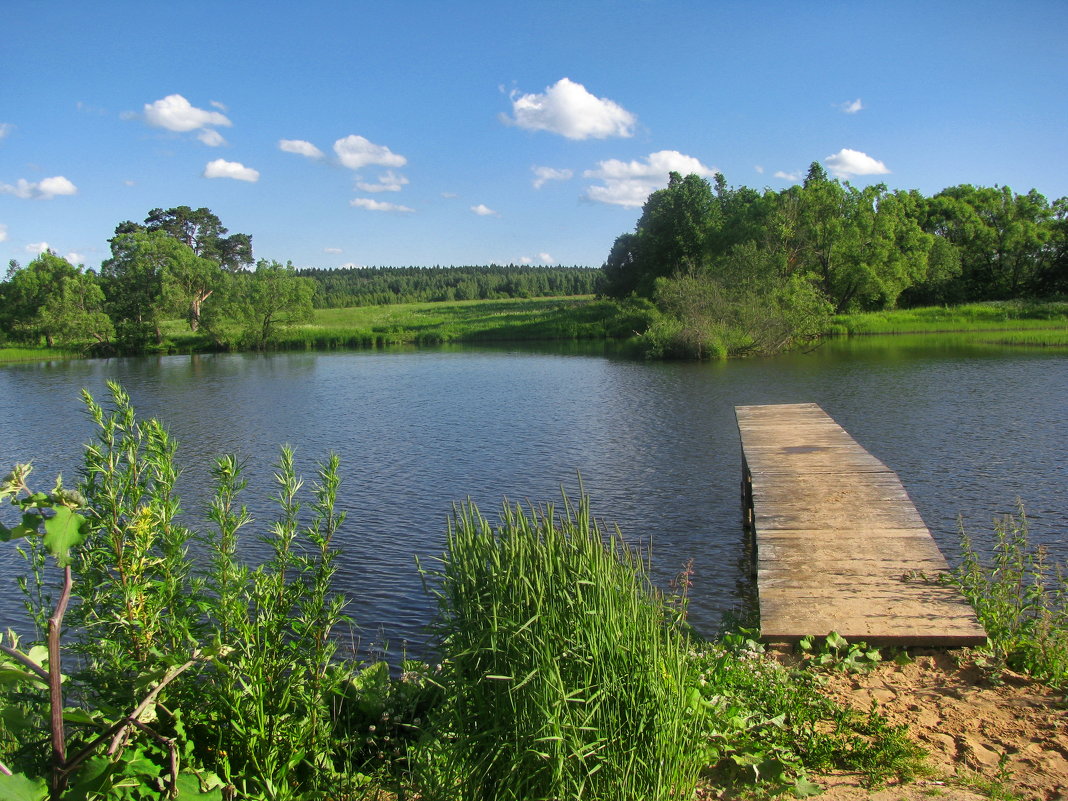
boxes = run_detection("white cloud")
[0,223,7,242]
[356,170,408,192]
[839,98,864,114]
[824,148,890,178]
[774,170,802,182]
[334,135,407,170]
[503,78,636,140]
[471,204,498,217]
[66,251,84,265]
[279,139,325,159]
[1,176,78,199]
[0,123,12,140]
[26,241,50,255]
[143,94,231,133]
[324,247,343,254]
[537,252,554,264]
[197,128,227,147]
[350,198,413,213]
[754,165,765,174]
[203,159,260,182]
[210,100,228,111]
[441,192,459,199]
[532,165,573,189]
[583,150,717,207]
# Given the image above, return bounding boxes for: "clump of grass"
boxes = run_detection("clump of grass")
[417,492,701,801]
[954,505,1068,688]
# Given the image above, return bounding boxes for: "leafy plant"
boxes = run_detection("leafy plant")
[798,631,884,673]
[953,505,1068,687]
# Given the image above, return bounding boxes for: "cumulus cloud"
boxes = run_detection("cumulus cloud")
[1,176,78,199]
[839,98,864,114]
[143,94,231,139]
[824,148,889,178]
[197,128,227,147]
[0,223,7,242]
[26,242,50,254]
[471,204,499,217]
[538,252,554,264]
[532,165,573,189]
[774,170,802,182]
[350,198,413,213]
[503,78,636,140]
[66,251,84,265]
[356,170,408,192]
[279,139,325,159]
[583,150,717,208]
[334,135,406,170]
[203,159,260,182]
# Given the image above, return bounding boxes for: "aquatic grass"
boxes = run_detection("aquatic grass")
[418,492,701,801]
[953,506,1068,688]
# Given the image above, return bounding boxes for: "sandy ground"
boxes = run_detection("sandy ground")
[786,650,1067,800]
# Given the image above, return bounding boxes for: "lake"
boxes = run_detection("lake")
[2,337,1066,660]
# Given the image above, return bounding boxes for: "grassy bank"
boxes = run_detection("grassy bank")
[828,300,1068,345]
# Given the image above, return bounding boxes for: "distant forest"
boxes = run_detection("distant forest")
[297,265,602,308]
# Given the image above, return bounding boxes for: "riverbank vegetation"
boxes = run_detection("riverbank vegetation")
[0,387,941,800]
[4,168,1066,363]
[600,167,1068,358]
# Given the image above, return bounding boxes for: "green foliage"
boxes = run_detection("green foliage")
[689,637,925,794]
[418,492,702,801]
[300,264,601,307]
[797,632,884,673]
[953,506,1068,688]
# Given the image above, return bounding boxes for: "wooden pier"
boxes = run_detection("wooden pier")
[736,403,987,646]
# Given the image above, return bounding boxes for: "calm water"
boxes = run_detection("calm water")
[2,339,1066,659]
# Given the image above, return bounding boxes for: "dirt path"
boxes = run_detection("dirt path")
[806,650,1067,800]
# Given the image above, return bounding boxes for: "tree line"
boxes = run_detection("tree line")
[600,166,1067,357]
[299,264,600,308]
[0,206,316,354]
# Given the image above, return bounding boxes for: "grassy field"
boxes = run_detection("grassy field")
[829,300,1068,346]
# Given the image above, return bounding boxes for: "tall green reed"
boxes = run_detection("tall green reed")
[418,492,701,801]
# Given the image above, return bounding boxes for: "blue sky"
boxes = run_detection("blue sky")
[3,1,1067,271]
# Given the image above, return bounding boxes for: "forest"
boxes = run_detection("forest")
[601,164,1067,357]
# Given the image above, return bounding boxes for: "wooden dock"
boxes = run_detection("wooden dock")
[736,403,987,646]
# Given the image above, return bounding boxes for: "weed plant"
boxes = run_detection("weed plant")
[687,636,925,796]
[953,506,1068,688]
[417,494,702,801]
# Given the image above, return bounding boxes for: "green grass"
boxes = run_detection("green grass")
[0,345,79,363]
[415,493,702,801]
[829,301,1068,337]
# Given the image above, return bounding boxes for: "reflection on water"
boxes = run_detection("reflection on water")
[1,340,1066,660]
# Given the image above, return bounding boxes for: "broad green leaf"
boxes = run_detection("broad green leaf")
[793,775,823,797]
[0,514,41,542]
[825,631,849,651]
[0,772,49,801]
[42,505,87,566]
[174,772,225,799]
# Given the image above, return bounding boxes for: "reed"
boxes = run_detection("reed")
[418,493,701,801]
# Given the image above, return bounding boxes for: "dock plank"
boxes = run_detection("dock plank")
[736,403,987,646]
